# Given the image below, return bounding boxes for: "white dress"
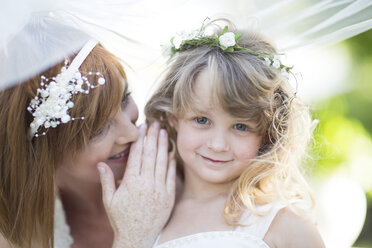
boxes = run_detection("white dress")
[153,203,287,248]
[54,198,287,248]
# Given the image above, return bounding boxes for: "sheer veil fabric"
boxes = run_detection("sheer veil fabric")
[0,0,371,89]
[243,0,372,51]
[0,0,186,90]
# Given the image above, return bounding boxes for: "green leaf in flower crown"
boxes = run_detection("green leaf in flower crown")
[235,33,242,41]
[219,45,227,51]
[227,47,234,52]
[221,26,228,35]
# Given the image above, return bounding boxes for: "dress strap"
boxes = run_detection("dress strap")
[235,202,287,239]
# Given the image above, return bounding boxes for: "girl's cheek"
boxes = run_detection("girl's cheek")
[234,143,261,161]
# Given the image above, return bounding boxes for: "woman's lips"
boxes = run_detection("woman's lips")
[107,148,129,162]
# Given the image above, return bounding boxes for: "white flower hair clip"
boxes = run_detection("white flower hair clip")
[27,40,105,138]
[164,22,293,77]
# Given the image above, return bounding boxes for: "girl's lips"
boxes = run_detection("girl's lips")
[201,155,231,164]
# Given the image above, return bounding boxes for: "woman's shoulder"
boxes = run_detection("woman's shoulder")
[264,207,325,248]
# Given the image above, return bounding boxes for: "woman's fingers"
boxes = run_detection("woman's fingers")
[166,158,176,197]
[97,162,115,208]
[124,124,147,180]
[141,122,160,177]
[155,129,168,187]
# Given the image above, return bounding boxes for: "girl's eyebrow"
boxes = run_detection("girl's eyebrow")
[191,105,214,114]
[233,118,253,123]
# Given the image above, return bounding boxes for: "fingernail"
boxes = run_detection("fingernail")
[160,129,167,137]
[97,166,106,174]
[152,121,160,129]
[139,123,147,131]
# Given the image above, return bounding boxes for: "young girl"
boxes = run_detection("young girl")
[145,20,325,247]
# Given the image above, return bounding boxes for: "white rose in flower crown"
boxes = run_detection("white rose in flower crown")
[219,32,236,48]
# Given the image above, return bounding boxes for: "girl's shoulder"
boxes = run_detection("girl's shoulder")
[263,206,325,248]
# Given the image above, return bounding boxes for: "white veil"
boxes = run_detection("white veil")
[0,0,371,90]
[247,0,372,51]
[0,0,185,90]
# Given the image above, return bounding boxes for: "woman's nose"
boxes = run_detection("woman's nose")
[130,101,139,124]
[116,102,139,144]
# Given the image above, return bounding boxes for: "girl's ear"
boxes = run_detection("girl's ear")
[167,113,179,131]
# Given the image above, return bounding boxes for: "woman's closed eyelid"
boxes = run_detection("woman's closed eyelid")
[121,92,131,109]
[90,120,112,140]
[90,128,104,140]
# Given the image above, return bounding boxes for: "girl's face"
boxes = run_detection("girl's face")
[58,90,139,184]
[173,70,262,184]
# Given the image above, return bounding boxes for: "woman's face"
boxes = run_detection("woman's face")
[57,91,139,185]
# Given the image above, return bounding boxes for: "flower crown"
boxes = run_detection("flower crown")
[27,40,105,138]
[165,24,292,77]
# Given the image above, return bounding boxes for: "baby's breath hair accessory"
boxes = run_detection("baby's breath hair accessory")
[27,40,105,139]
[166,24,293,77]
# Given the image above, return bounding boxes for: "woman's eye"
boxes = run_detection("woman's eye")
[121,92,131,109]
[234,123,248,131]
[194,117,209,125]
[90,121,111,140]
[90,127,105,139]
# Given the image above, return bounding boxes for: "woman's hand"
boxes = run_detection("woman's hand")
[97,122,176,248]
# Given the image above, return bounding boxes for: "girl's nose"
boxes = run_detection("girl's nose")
[206,132,229,152]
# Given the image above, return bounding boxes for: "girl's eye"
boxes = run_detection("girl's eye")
[194,117,209,125]
[234,123,248,131]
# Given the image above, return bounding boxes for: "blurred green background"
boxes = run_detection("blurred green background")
[310,29,372,248]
